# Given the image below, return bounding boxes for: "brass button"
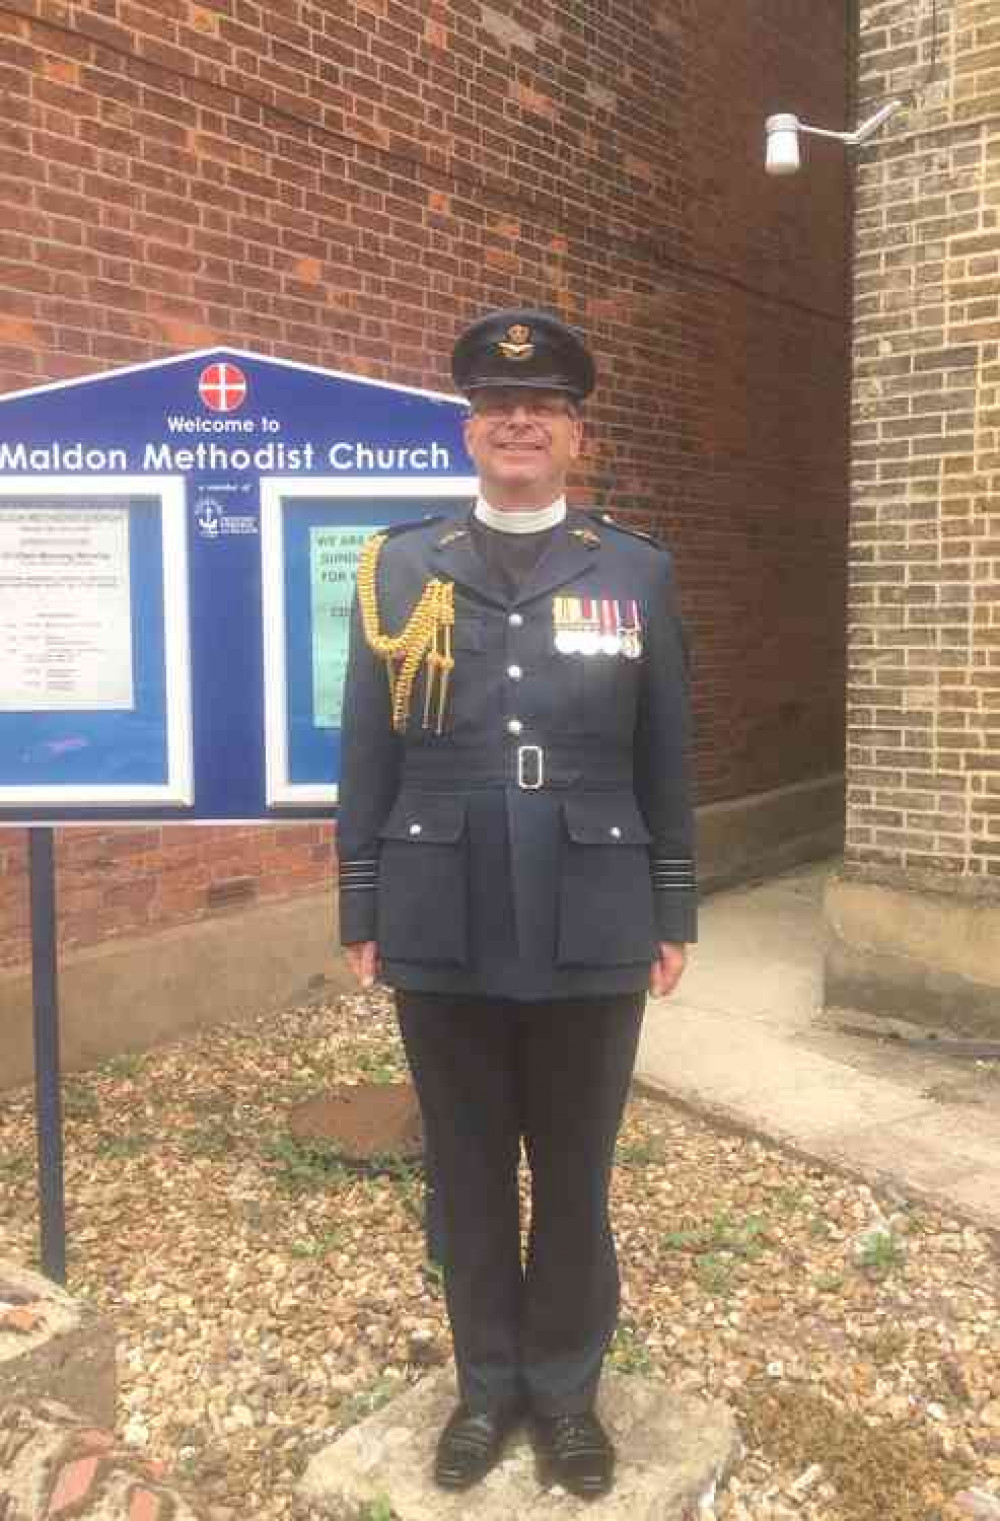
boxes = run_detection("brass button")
[508,612,524,627]
[409,823,422,836]
[610,826,622,839]
[507,718,523,736]
[507,664,523,680]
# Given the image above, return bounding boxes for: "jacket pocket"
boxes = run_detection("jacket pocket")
[377,793,469,964]
[556,794,656,966]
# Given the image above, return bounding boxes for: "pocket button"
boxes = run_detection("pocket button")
[409,823,422,836]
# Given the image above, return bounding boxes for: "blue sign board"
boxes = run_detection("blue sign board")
[0,350,475,822]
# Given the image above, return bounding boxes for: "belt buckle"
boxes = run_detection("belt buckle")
[516,744,544,790]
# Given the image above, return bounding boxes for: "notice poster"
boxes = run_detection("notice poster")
[309,525,369,729]
[0,506,134,712]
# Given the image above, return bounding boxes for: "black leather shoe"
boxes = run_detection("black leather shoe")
[433,1404,519,1490]
[533,1410,615,1498]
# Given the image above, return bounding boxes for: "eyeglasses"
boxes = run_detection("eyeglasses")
[470,395,578,421]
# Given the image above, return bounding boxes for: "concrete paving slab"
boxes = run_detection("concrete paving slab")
[635,861,1000,1234]
[639,1006,932,1144]
[820,1104,1000,1222]
[298,1369,740,1521]
[671,866,827,1029]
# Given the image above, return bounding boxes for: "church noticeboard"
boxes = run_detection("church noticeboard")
[0,350,475,823]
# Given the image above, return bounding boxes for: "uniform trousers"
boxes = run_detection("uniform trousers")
[396,990,645,1418]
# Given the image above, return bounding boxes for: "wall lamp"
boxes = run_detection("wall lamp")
[764,100,903,175]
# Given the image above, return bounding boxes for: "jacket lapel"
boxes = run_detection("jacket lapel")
[427,508,508,609]
[512,516,599,607]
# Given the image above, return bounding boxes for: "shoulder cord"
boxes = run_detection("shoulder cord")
[356,534,455,734]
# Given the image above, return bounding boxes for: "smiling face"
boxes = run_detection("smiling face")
[463,387,584,510]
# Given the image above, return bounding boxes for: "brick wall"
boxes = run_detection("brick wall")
[0,0,850,969]
[847,0,1000,893]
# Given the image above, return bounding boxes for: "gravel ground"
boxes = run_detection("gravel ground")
[2,990,1000,1521]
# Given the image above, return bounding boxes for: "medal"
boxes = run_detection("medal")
[620,599,644,659]
[554,596,602,655]
[553,596,578,653]
[598,598,621,656]
[554,595,642,656]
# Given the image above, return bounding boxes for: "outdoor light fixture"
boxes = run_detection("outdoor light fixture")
[764,100,904,176]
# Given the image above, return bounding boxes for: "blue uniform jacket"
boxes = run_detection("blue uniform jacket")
[336,506,697,1000]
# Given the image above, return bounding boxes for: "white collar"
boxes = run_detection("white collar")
[473,496,567,535]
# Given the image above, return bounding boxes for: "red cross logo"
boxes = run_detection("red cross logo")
[198,362,248,412]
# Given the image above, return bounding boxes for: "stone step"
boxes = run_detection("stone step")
[298,1368,740,1520]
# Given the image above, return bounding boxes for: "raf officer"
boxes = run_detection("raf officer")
[336,308,696,1498]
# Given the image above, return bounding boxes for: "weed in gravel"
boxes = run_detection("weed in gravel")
[261,1133,351,1193]
[661,1210,768,1262]
[95,1131,154,1160]
[360,1497,395,1521]
[870,1325,909,1366]
[695,1251,736,1298]
[714,1210,767,1258]
[856,1230,906,1278]
[182,1122,240,1159]
[183,1092,240,1118]
[814,1272,846,1294]
[100,1053,148,1080]
[608,1323,655,1374]
[290,1227,345,1259]
[335,1042,406,1084]
[0,1152,32,1182]
[421,1260,445,1295]
[738,1378,971,1521]
[174,1450,201,1483]
[337,1375,404,1429]
[662,1227,701,1251]
[62,1080,100,1121]
[372,1154,425,1225]
[616,1134,667,1167]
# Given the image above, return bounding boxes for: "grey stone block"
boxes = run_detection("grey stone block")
[298,1369,741,1520]
[0,1260,116,1427]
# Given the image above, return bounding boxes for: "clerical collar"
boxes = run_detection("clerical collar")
[474,497,567,535]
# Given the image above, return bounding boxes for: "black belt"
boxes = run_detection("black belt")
[401,743,633,791]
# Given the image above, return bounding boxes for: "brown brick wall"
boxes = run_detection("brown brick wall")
[0,0,850,968]
[847,0,1000,893]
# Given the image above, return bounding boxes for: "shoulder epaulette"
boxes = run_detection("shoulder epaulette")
[380,513,445,539]
[587,510,664,549]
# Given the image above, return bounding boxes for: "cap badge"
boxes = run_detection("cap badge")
[498,323,534,361]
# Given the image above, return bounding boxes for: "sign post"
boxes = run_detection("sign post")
[28,827,66,1284]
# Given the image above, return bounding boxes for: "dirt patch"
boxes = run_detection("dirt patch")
[289,1083,422,1165]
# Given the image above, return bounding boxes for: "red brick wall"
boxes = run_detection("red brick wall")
[0,0,850,968]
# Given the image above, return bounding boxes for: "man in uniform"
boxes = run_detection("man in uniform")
[336,308,696,1498]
